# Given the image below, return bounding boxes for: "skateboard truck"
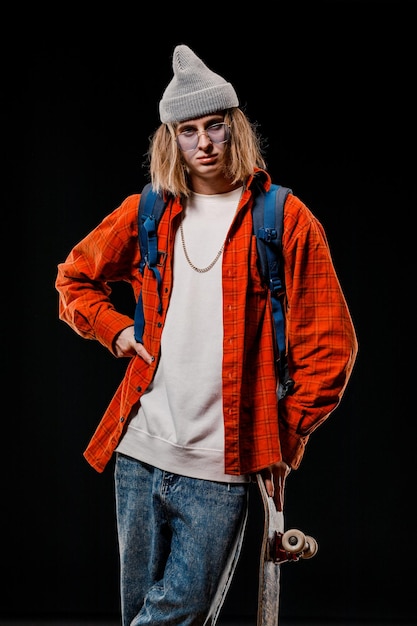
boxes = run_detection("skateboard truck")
[268,528,318,564]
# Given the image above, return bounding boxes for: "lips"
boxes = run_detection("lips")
[197,155,217,164]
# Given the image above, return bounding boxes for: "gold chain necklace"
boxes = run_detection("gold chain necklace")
[179,187,244,273]
[179,219,225,273]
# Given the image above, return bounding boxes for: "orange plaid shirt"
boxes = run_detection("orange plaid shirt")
[56,170,358,474]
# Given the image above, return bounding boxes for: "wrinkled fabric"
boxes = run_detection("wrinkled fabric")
[56,169,358,474]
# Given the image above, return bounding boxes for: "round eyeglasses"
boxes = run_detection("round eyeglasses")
[176,122,231,152]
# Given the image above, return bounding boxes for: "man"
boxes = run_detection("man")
[56,44,358,626]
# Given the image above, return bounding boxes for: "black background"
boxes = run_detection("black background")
[5,1,415,623]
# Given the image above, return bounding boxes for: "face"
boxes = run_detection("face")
[175,114,231,191]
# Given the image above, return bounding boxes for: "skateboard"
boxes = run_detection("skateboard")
[256,473,318,626]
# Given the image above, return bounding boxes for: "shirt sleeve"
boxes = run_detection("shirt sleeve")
[55,194,141,354]
[278,194,358,469]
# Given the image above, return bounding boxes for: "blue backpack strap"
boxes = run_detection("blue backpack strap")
[134,183,167,343]
[254,183,294,399]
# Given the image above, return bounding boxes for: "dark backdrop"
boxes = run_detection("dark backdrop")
[5,1,415,623]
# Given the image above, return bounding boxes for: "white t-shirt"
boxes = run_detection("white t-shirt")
[116,186,249,482]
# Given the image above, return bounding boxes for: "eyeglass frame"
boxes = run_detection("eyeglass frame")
[175,122,231,152]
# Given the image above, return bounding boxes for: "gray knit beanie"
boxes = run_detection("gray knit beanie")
[159,45,239,124]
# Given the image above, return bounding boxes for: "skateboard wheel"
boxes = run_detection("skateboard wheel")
[281,528,306,553]
[301,535,319,559]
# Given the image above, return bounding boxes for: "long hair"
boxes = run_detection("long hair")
[146,108,267,198]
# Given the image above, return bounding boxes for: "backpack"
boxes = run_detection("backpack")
[134,182,295,400]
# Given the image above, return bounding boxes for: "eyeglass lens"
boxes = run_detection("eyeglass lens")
[176,123,230,151]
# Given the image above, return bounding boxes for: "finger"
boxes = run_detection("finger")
[275,467,289,512]
[135,343,154,365]
[264,477,274,498]
[260,469,274,498]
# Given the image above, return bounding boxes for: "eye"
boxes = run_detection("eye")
[179,128,197,137]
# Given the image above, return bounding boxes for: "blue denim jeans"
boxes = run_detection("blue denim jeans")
[114,453,249,626]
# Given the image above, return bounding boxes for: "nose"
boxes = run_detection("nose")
[196,129,213,148]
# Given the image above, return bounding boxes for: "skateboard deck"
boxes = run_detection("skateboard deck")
[256,473,318,626]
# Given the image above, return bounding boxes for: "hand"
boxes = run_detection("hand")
[261,461,291,512]
[114,326,154,364]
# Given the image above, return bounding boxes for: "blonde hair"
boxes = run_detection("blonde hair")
[146,109,267,198]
